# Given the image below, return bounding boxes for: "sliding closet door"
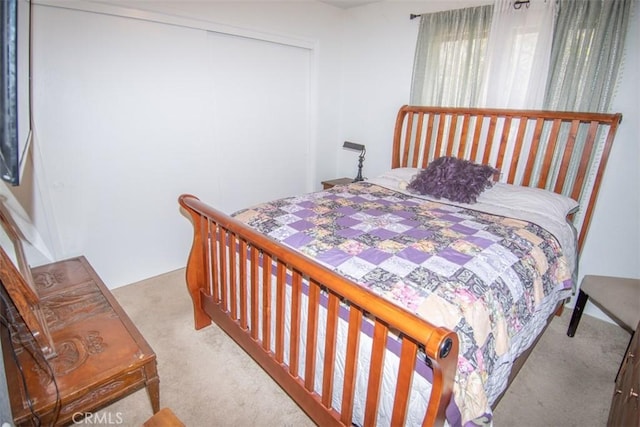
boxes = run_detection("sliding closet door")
[32,4,314,286]
[207,31,311,211]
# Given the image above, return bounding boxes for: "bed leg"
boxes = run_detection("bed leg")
[185,261,212,330]
[179,194,213,330]
[567,290,588,337]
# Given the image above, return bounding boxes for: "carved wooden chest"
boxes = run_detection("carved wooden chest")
[1,256,159,426]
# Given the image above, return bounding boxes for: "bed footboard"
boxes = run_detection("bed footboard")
[179,194,459,427]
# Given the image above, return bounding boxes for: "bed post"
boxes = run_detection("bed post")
[179,194,212,330]
[423,327,459,426]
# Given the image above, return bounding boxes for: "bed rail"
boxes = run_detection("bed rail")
[392,105,622,252]
[179,194,459,427]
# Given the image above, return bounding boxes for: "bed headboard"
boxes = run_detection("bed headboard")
[391,105,622,254]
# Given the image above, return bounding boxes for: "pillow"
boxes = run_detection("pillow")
[371,167,421,191]
[407,157,498,203]
[477,182,579,223]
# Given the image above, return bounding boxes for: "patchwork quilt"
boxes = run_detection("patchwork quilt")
[233,182,573,426]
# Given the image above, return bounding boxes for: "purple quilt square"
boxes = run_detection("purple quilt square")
[439,247,473,265]
[400,218,421,228]
[290,219,315,231]
[396,247,431,264]
[336,206,358,216]
[295,209,316,219]
[284,232,314,249]
[439,213,463,223]
[337,228,364,238]
[297,201,315,209]
[357,247,392,265]
[364,209,385,217]
[465,236,494,249]
[370,228,398,240]
[394,211,415,219]
[316,248,351,267]
[336,216,360,228]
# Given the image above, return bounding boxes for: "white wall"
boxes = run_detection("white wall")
[4,0,638,301]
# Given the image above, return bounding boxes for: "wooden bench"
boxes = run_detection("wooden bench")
[0,204,159,425]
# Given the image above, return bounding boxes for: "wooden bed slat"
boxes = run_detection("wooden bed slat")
[322,291,340,409]
[412,112,425,168]
[340,306,363,425]
[275,262,286,363]
[219,228,228,310]
[522,117,545,187]
[434,113,445,159]
[469,114,483,163]
[422,113,435,168]
[571,120,600,201]
[304,280,320,392]
[230,234,238,320]
[508,116,529,183]
[495,116,512,172]
[538,118,562,189]
[261,252,272,352]
[482,115,498,165]
[445,114,458,157]
[554,119,581,194]
[206,220,216,302]
[250,248,259,339]
[363,320,388,426]
[401,113,414,167]
[391,338,418,425]
[457,114,471,158]
[289,270,302,377]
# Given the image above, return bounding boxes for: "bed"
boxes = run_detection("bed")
[178,105,621,426]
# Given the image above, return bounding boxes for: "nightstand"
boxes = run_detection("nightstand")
[321,178,353,189]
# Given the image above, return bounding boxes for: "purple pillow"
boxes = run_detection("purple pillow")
[408,157,498,204]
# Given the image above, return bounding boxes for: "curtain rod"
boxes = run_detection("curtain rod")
[410,0,531,19]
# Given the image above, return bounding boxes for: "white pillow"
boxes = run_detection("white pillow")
[477,182,579,223]
[373,167,421,190]
[374,168,579,223]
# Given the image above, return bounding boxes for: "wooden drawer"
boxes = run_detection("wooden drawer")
[608,322,640,426]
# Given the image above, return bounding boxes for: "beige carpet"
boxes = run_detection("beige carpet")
[97,268,629,426]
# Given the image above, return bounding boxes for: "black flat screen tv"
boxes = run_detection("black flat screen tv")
[1,0,31,186]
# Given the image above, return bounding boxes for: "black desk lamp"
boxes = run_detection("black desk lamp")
[343,141,366,182]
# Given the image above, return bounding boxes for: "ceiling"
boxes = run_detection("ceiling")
[319,0,382,9]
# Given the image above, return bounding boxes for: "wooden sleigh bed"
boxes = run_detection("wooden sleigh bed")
[178,105,621,427]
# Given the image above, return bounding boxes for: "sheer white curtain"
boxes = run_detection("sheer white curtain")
[410,5,493,107]
[544,0,632,112]
[483,0,558,109]
[542,0,631,231]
